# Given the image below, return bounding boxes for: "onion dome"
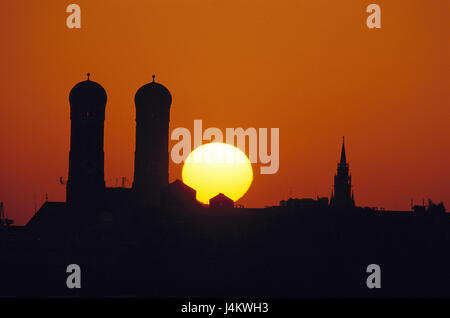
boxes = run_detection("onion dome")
[69,73,107,112]
[135,75,172,113]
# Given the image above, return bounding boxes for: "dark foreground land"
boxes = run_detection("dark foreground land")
[1,207,450,297]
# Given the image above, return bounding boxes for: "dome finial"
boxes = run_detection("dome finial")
[87,73,91,81]
[152,74,155,83]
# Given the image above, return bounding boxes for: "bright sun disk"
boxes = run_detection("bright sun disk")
[182,143,253,204]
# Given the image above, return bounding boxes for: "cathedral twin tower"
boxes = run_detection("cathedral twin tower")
[66,74,171,210]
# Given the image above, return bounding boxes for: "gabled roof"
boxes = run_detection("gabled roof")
[168,179,196,194]
[26,201,68,229]
[210,193,233,203]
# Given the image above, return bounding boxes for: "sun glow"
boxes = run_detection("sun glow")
[182,143,253,204]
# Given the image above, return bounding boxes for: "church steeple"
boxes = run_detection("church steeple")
[340,136,346,165]
[330,137,355,209]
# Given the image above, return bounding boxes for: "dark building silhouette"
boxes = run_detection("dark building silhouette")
[26,202,69,237]
[330,137,355,208]
[280,197,328,210]
[209,193,234,209]
[133,75,172,208]
[161,179,199,208]
[28,74,178,233]
[67,73,107,210]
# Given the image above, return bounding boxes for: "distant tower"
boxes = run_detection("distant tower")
[133,75,172,208]
[67,73,107,208]
[330,137,355,208]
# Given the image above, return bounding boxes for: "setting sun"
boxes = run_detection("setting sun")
[182,143,253,204]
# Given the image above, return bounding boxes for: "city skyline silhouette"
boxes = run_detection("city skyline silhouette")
[0,75,448,298]
[3,73,442,229]
[1,1,449,225]
[0,70,448,225]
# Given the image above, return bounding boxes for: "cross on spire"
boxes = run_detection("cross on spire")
[152,74,155,82]
[87,73,91,81]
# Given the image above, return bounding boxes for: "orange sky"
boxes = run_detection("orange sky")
[0,0,449,225]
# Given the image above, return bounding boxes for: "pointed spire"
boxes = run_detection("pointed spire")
[152,74,155,83]
[87,73,90,81]
[340,136,347,164]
